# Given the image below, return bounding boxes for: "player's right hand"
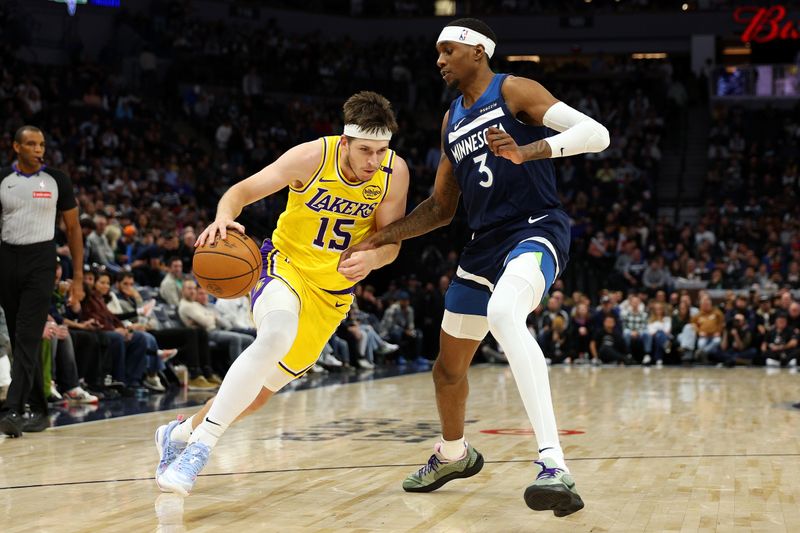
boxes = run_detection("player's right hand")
[196,218,245,247]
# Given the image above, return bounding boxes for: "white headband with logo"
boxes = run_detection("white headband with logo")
[343,124,392,141]
[437,26,496,58]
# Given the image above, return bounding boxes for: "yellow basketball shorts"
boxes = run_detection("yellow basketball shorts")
[250,240,352,384]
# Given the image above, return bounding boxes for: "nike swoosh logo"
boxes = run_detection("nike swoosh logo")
[453,117,467,131]
[528,215,548,224]
[335,302,347,308]
[560,147,565,157]
[318,177,337,183]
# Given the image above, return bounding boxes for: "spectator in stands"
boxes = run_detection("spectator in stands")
[788,301,800,332]
[762,313,798,367]
[717,312,757,367]
[725,294,755,332]
[176,228,197,273]
[214,296,256,337]
[646,301,672,366]
[177,281,247,376]
[621,294,649,361]
[754,294,774,350]
[380,291,426,367]
[194,287,255,362]
[642,257,671,295]
[80,271,148,391]
[565,302,592,363]
[86,214,120,272]
[590,316,630,365]
[592,294,621,332]
[42,318,98,404]
[691,296,725,363]
[115,224,142,267]
[537,291,570,363]
[159,257,184,307]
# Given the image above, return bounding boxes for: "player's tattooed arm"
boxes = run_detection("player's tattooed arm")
[338,157,410,282]
[371,153,460,247]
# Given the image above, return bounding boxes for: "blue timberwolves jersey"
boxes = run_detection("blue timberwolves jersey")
[444,73,570,287]
[444,73,562,231]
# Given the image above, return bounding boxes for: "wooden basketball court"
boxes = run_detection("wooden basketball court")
[2,366,799,532]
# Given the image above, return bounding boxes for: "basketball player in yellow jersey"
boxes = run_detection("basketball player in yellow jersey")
[155,92,410,496]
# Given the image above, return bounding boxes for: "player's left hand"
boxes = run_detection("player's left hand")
[338,251,378,283]
[486,127,526,164]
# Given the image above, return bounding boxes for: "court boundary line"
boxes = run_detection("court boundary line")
[3,452,800,491]
[44,367,435,431]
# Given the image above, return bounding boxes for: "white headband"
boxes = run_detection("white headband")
[343,124,392,141]
[437,26,496,59]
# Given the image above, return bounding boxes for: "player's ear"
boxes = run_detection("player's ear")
[474,45,485,63]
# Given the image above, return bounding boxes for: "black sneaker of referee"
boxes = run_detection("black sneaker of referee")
[0,410,24,437]
[21,411,50,432]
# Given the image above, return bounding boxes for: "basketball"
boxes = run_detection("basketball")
[192,231,262,299]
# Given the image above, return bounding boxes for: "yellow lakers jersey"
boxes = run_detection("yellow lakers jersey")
[271,135,394,292]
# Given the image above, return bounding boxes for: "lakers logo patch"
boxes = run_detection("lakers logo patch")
[363,185,382,200]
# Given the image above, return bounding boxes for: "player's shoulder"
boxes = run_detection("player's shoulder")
[502,74,548,95]
[390,153,409,175]
[283,137,330,170]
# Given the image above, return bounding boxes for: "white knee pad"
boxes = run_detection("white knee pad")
[252,279,300,330]
[441,310,489,341]
[487,253,547,332]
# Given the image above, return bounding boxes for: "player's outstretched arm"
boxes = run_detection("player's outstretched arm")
[338,156,410,282]
[486,76,610,163]
[196,140,324,246]
[341,113,460,257]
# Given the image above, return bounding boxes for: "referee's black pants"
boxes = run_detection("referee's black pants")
[0,241,56,415]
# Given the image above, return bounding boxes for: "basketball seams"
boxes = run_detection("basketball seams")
[192,233,263,298]
[225,231,260,269]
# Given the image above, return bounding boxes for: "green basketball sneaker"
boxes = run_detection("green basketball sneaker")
[402,443,484,493]
[524,458,585,517]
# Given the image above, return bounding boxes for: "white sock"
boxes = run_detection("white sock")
[170,415,194,443]
[190,308,298,449]
[439,436,467,461]
[487,253,568,472]
[189,416,229,448]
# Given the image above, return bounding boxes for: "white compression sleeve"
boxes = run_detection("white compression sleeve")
[190,282,300,448]
[486,253,567,470]
[542,101,610,158]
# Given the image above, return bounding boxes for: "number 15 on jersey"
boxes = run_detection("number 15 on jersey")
[312,217,354,252]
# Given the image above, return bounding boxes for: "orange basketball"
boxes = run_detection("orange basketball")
[192,231,262,299]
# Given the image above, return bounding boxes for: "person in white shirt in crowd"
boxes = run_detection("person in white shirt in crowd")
[159,257,184,307]
[646,301,672,366]
[86,214,121,272]
[179,281,254,366]
[620,293,650,362]
[213,296,256,337]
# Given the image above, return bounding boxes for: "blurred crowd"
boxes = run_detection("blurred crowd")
[1,2,799,413]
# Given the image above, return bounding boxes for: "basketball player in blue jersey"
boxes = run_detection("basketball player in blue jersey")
[342,19,609,516]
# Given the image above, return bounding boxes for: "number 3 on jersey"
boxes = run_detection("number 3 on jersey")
[313,217,354,251]
[473,153,494,188]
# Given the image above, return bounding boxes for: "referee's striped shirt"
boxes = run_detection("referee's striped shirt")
[0,164,77,245]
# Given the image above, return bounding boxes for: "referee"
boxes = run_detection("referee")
[0,125,84,437]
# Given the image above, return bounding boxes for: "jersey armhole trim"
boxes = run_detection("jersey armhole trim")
[290,137,328,193]
[379,150,395,203]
